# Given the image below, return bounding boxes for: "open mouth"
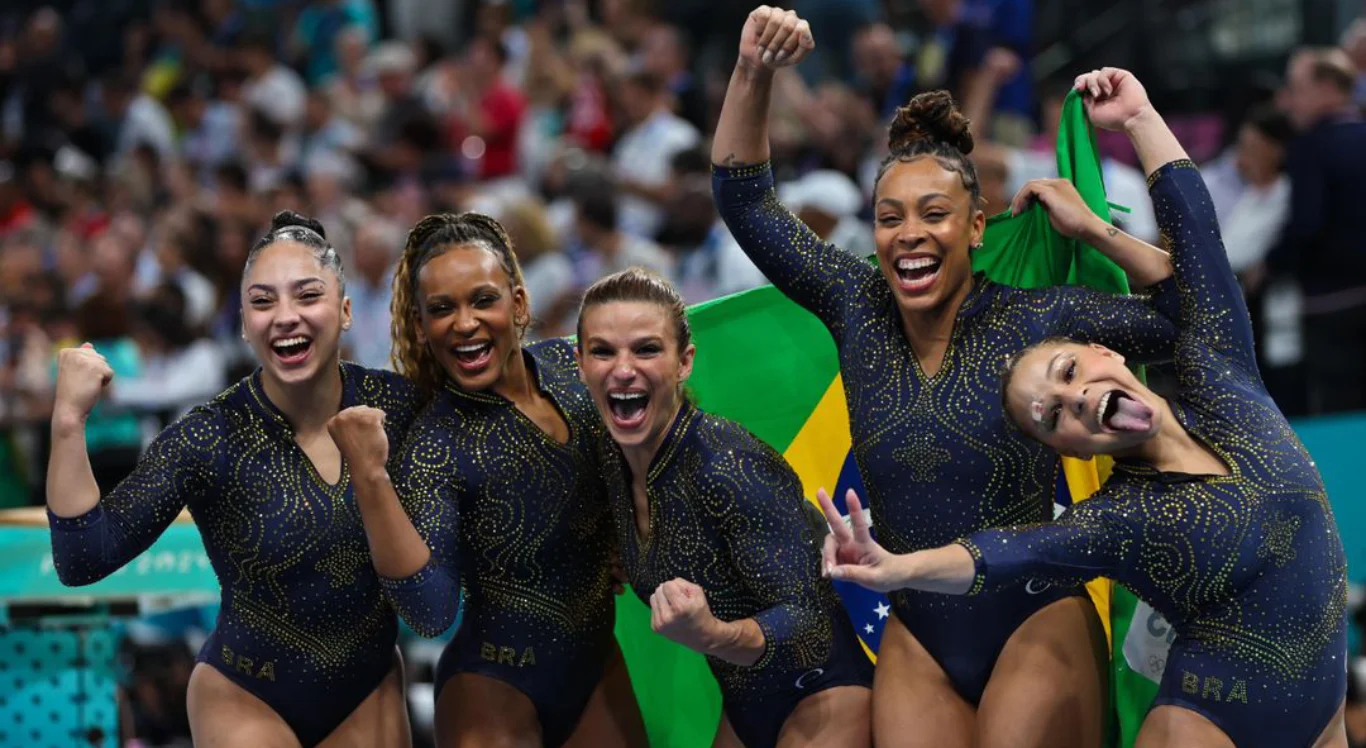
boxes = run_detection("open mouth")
[270,335,313,366]
[607,390,649,430]
[450,341,494,373]
[1097,389,1154,433]
[893,255,942,294]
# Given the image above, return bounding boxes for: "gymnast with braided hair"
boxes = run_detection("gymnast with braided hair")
[47,211,422,747]
[821,68,1349,748]
[327,212,647,748]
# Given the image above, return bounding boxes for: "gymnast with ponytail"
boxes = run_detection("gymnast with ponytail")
[47,211,423,747]
[710,7,1185,747]
[327,212,647,748]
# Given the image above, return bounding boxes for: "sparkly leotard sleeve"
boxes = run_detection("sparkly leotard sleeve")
[375,404,464,638]
[49,405,225,585]
[962,163,1348,748]
[712,162,881,342]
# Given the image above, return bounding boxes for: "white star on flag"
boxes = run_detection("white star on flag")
[864,624,874,634]
[874,601,890,619]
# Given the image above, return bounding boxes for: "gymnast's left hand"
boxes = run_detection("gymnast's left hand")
[327,405,390,481]
[817,488,911,593]
[1010,178,1103,240]
[649,578,720,652]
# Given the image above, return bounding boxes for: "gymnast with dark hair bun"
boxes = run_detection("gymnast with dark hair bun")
[327,212,647,748]
[824,67,1349,748]
[710,7,1184,747]
[46,211,423,747]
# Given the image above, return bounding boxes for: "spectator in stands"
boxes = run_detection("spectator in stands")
[114,282,226,421]
[611,71,701,239]
[853,22,915,120]
[640,24,709,132]
[239,32,308,131]
[447,36,527,182]
[103,72,176,165]
[344,217,402,370]
[574,183,675,285]
[1219,106,1304,416]
[1269,47,1366,414]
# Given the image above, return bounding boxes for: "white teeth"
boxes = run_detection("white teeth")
[897,257,939,271]
[273,336,310,348]
[455,342,491,353]
[1097,391,1112,426]
[609,392,647,401]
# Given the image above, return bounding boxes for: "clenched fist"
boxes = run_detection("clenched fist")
[53,343,114,428]
[649,578,720,653]
[740,6,814,71]
[1074,67,1153,132]
[327,405,390,481]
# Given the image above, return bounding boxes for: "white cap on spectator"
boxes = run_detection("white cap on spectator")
[368,42,417,76]
[779,170,864,218]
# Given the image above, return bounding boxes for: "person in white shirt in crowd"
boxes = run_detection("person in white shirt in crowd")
[343,217,403,370]
[240,32,309,132]
[611,70,701,238]
[1219,105,1305,415]
[112,281,226,423]
[103,72,177,165]
[779,168,875,259]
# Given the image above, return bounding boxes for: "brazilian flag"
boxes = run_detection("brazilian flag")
[614,90,1158,747]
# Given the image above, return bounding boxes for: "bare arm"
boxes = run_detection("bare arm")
[710,6,812,168]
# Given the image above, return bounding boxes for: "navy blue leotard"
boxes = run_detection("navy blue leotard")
[714,162,1178,703]
[601,402,872,747]
[963,161,1348,748]
[49,363,422,747]
[380,339,618,747]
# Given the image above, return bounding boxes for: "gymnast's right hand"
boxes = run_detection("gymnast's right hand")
[52,343,114,426]
[328,406,390,482]
[740,6,814,71]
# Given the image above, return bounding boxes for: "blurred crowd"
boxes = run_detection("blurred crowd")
[2,0,1366,744]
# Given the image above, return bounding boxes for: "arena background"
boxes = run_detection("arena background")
[3,0,1366,745]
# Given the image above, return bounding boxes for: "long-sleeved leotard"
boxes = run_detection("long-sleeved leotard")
[601,402,872,748]
[49,363,422,747]
[963,162,1348,748]
[713,162,1178,702]
[383,338,617,748]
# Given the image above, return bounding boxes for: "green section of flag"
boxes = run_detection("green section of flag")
[687,286,839,453]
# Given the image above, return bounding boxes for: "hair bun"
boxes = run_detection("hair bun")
[270,210,327,240]
[888,90,974,155]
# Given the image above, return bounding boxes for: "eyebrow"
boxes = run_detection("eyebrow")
[1046,352,1066,381]
[916,193,951,209]
[246,277,324,294]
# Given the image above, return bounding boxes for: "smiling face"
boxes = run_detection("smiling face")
[1005,341,1161,459]
[576,300,694,453]
[873,157,985,317]
[413,245,528,392]
[241,240,351,388]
